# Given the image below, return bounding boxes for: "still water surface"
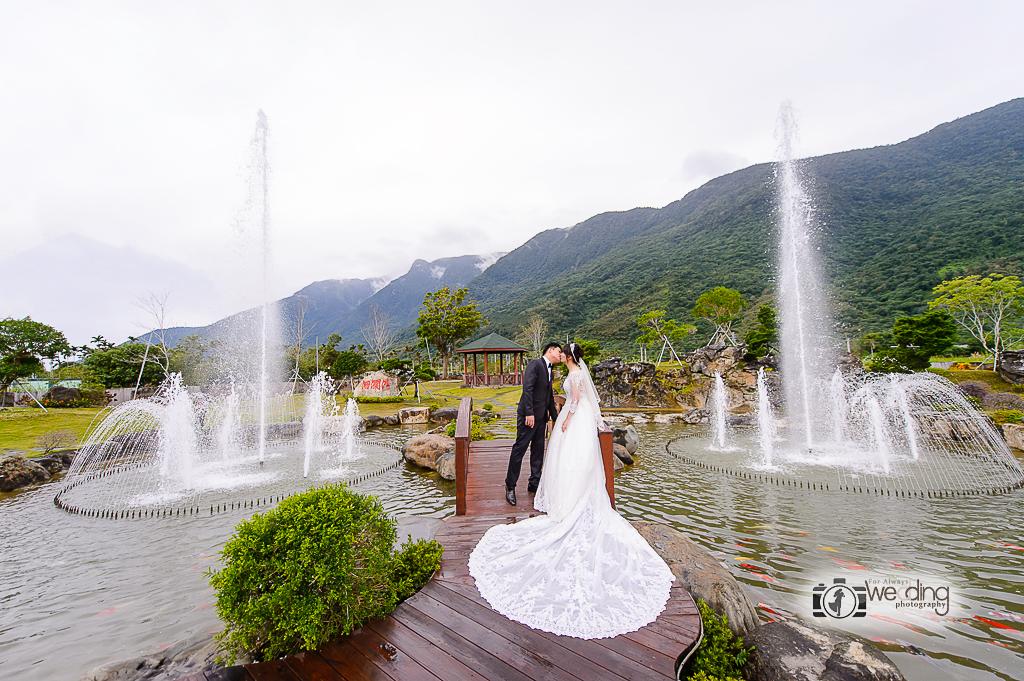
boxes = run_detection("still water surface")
[2,423,1023,680]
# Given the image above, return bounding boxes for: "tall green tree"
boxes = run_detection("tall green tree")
[636,310,696,364]
[571,338,601,365]
[416,287,486,378]
[0,317,71,404]
[169,334,213,385]
[929,274,1024,368]
[331,349,369,388]
[744,305,778,358]
[890,310,959,370]
[691,287,746,345]
[83,341,165,388]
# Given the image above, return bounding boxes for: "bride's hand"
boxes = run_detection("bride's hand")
[561,416,570,433]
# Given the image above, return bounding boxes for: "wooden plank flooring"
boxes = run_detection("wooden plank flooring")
[185,439,700,680]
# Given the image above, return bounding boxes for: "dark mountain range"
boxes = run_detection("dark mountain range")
[331,253,504,343]
[156,98,1024,358]
[467,98,1024,351]
[156,254,503,349]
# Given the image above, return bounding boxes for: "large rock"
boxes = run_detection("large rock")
[688,344,746,376]
[0,451,51,492]
[363,414,384,428]
[398,407,431,424]
[402,434,455,470]
[682,408,711,424]
[318,415,365,434]
[430,406,460,424]
[998,350,1024,385]
[43,385,81,404]
[78,631,248,681]
[32,455,65,475]
[1004,423,1024,450]
[612,443,634,465]
[612,425,640,455]
[632,521,759,637]
[353,371,401,398]
[745,619,905,681]
[436,451,456,480]
[50,448,78,466]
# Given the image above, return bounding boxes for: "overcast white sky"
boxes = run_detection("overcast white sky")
[2,1,1021,345]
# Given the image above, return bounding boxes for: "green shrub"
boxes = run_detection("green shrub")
[864,354,911,374]
[991,409,1023,425]
[391,538,445,601]
[686,599,751,681]
[444,414,494,440]
[482,402,494,412]
[688,671,742,681]
[208,483,442,663]
[354,395,403,404]
[429,402,440,411]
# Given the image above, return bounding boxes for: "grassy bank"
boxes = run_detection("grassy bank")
[0,382,525,453]
[927,369,1024,393]
[0,407,106,453]
[338,381,522,416]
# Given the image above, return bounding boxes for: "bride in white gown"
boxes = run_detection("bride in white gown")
[468,342,675,639]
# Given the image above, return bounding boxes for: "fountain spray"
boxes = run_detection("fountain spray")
[254,110,270,465]
[775,102,834,447]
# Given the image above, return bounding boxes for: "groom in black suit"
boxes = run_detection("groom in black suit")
[505,342,563,505]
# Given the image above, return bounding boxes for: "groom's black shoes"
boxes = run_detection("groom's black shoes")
[527,483,538,494]
[505,486,517,506]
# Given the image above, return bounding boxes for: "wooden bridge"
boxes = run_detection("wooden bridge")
[186,398,701,681]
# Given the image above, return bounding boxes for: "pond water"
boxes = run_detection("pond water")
[2,423,1023,681]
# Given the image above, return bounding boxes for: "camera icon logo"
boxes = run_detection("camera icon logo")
[813,578,867,618]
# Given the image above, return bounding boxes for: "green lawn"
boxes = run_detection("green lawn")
[927,369,1024,393]
[336,381,522,416]
[0,407,107,453]
[0,382,525,453]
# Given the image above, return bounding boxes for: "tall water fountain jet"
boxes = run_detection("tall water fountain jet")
[712,372,728,449]
[829,369,846,444]
[253,110,271,464]
[303,372,337,477]
[757,368,777,466]
[775,102,835,447]
[340,397,360,464]
[217,383,240,460]
[156,375,198,484]
[669,103,1024,496]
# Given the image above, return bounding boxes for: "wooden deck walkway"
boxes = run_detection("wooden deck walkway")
[186,400,700,681]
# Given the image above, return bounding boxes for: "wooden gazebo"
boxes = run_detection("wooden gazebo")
[456,333,529,387]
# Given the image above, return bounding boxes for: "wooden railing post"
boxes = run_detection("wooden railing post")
[455,396,473,515]
[599,428,615,510]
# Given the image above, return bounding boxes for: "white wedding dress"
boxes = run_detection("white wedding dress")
[467,364,675,639]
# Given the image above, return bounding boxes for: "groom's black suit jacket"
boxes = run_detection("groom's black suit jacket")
[518,357,558,425]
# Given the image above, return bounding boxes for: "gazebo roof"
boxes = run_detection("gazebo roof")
[456,333,528,353]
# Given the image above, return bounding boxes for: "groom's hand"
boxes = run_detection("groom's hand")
[525,415,535,428]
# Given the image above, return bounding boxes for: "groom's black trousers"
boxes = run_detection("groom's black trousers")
[505,413,547,490]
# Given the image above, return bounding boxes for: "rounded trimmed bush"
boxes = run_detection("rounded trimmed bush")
[208,483,442,662]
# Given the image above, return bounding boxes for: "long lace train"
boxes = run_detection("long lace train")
[468,370,674,639]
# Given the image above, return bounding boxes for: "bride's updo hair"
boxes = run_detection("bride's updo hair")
[561,342,584,365]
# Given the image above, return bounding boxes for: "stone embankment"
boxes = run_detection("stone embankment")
[0,448,77,492]
[635,522,906,681]
[592,344,867,419]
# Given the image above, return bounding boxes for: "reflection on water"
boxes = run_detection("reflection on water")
[0,426,452,681]
[2,422,1023,681]
[617,423,1024,681]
